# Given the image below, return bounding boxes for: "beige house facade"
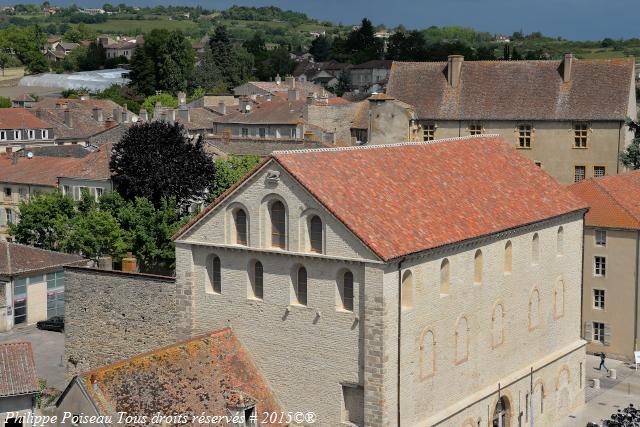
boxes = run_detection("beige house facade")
[570,171,640,361]
[386,55,637,185]
[173,135,587,426]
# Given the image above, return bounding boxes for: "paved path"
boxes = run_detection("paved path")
[0,325,66,391]
[559,354,640,426]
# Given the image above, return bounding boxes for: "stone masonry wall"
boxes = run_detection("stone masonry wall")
[64,267,178,377]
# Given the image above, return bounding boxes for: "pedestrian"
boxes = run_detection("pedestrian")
[598,352,609,372]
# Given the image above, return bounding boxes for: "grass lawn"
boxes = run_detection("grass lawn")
[576,48,627,59]
[86,18,198,34]
[0,67,25,81]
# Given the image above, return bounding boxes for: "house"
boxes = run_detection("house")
[569,170,640,361]
[98,35,143,60]
[167,134,587,426]
[386,54,637,184]
[0,342,39,425]
[56,327,283,426]
[10,94,36,109]
[139,92,221,138]
[294,60,349,88]
[0,108,54,151]
[349,59,392,90]
[44,36,61,52]
[233,75,326,98]
[54,42,80,57]
[0,145,113,240]
[0,243,86,331]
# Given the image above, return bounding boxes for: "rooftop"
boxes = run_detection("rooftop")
[569,170,640,230]
[77,328,282,420]
[0,242,86,277]
[0,108,52,130]
[177,135,587,260]
[0,342,39,397]
[387,57,635,121]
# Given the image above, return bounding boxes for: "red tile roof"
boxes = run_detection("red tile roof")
[176,135,587,260]
[0,342,39,397]
[0,108,52,129]
[387,58,635,121]
[568,170,640,230]
[81,328,283,422]
[0,242,86,277]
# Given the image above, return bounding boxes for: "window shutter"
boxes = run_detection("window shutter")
[584,322,593,341]
[604,324,612,346]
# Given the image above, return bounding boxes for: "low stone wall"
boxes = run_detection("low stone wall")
[64,267,177,378]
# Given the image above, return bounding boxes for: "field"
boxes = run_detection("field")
[0,67,24,82]
[86,18,198,35]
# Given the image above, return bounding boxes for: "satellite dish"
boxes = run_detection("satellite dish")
[131,116,139,122]
[27,151,33,159]
[245,104,252,112]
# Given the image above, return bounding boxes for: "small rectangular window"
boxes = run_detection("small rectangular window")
[14,130,22,140]
[574,166,586,182]
[517,124,532,148]
[594,289,605,309]
[241,128,249,137]
[574,123,588,148]
[4,187,11,197]
[27,129,35,140]
[594,166,606,178]
[63,185,71,196]
[469,123,483,135]
[534,161,542,167]
[594,256,606,277]
[42,129,49,139]
[259,128,266,138]
[95,187,104,200]
[0,130,6,140]
[422,123,436,141]
[593,322,605,343]
[595,230,607,247]
[290,128,297,138]
[5,209,14,224]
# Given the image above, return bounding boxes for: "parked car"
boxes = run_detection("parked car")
[36,316,64,332]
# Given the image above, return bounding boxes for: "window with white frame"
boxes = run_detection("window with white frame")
[593,322,605,343]
[594,166,606,177]
[42,129,49,139]
[0,130,6,140]
[594,256,606,277]
[574,166,586,182]
[95,187,104,200]
[595,230,607,247]
[27,129,35,140]
[593,289,605,309]
[241,128,249,137]
[14,130,21,140]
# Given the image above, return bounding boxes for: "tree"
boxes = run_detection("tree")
[8,191,76,250]
[0,96,10,108]
[333,72,352,97]
[386,31,427,61]
[110,121,216,210]
[63,210,127,261]
[190,50,224,92]
[209,26,234,86]
[141,93,177,114]
[335,18,384,64]
[309,35,332,61]
[620,119,640,170]
[210,155,261,200]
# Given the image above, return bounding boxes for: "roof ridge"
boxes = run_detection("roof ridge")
[6,241,84,259]
[272,134,500,155]
[592,177,640,225]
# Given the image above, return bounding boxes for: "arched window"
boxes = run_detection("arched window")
[207,255,221,294]
[440,259,450,295]
[554,279,565,318]
[309,215,323,253]
[249,260,263,300]
[529,288,541,330]
[504,241,512,274]
[533,382,545,415]
[474,250,483,285]
[455,316,469,363]
[234,209,247,245]
[270,201,286,249]
[492,303,504,348]
[532,233,540,265]
[401,270,413,310]
[338,271,354,311]
[557,226,564,255]
[420,329,435,378]
[294,266,307,306]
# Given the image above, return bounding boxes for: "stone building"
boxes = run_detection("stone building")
[169,135,587,426]
[386,55,637,185]
[569,170,640,361]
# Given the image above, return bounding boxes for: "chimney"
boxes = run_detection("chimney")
[306,93,315,105]
[286,76,295,89]
[35,108,44,119]
[288,88,298,101]
[97,256,113,270]
[177,91,187,106]
[275,73,282,85]
[239,97,250,113]
[121,104,128,123]
[113,107,120,123]
[154,101,162,119]
[218,101,226,115]
[178,106,190,122]
[447,55,464,88]
[64,109,73,128]
[121,252,137,273]
[92,107,103,122]
[169,109,176,123]
[562,53,573,83]
[139,109,148,122]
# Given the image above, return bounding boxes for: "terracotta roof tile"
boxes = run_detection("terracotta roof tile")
[387,58,635,121]
[82,328,283,423]
[569,170,640,229]
[0,108,52,129]
[0,342,39,397]
[176,135,587,260]
[0,242,86,277]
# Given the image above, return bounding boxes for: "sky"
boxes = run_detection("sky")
[3,0,638,40]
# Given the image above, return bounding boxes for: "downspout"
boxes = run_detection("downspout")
[397,258,405,427]
[634,230,639,354]
[580,213,586,342]
[617,121,623,175]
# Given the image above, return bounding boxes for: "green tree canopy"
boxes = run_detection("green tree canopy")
[210,155,262,200]
[141,93,177,114]
[620,119,640,170]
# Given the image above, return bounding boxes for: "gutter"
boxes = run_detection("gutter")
[635,230,639,353]
[397,258,405,427]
